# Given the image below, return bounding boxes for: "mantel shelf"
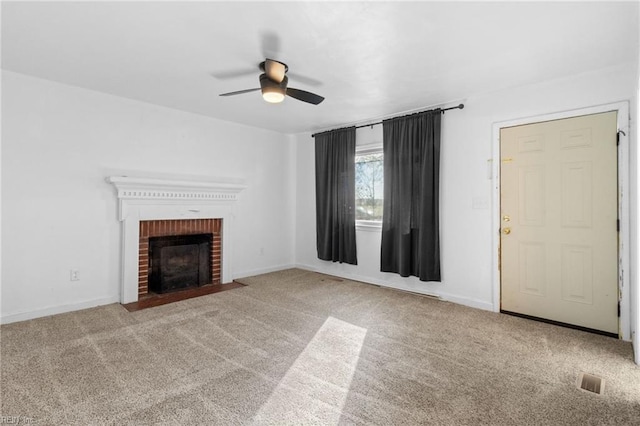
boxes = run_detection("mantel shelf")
[106,176,247,202]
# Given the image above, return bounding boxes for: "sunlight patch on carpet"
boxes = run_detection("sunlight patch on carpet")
[252,316,367,424]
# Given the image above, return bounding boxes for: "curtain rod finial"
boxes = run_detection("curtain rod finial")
[458,104,464,110]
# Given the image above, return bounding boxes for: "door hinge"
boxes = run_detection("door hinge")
[618,301,621,318]
[617,219,620,232]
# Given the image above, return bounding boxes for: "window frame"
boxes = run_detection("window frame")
[355,143,384,231]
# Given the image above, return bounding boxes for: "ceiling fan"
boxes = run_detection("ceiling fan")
[219,59,324,105]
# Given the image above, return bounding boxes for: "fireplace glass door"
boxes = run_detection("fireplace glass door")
[149,234,212,293]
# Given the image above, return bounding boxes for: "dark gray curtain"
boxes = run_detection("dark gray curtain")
[380,110,441,281]
[315,127,357,264]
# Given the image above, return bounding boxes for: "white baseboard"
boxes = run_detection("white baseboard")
[232,263,296,281]
[1,296,120,325]
[0,264,296,324]
[440,292,494,312]
[1,264,493,324]
[295,263,494,312]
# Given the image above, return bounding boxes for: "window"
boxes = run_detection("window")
[355,147,383,224]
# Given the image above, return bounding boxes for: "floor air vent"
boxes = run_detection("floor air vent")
[577,372,605,395]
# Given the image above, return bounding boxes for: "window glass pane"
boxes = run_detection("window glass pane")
[355,152,384,221]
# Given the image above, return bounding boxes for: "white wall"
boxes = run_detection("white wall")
[295,64,638,323]
[1,71,296,323]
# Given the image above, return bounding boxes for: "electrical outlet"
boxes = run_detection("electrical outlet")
[70,269,80,281]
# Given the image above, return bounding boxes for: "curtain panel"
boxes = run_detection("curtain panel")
[381,110,441,281]
[314,127,358,264]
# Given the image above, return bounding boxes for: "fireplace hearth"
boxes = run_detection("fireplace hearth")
[149,234,212,294]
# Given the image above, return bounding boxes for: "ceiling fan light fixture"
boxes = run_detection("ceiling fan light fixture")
[262,88,285,103]
[260,73,286,103]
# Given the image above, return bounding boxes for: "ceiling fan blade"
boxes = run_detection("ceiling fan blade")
[287,71,323,87]
[260,31,281,59]
[286,87,324,105]
[265,58,286,83]
[219,88,260,97]
[210,69,257,80]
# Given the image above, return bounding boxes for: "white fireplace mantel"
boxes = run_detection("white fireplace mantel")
[107,176,246,304]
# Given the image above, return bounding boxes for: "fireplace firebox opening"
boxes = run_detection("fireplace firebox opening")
[138,219,222,297]
[149,234,212,294]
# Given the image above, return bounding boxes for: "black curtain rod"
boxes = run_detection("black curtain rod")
[311,103,464,138]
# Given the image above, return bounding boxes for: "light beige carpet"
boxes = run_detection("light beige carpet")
[1,268,639,425]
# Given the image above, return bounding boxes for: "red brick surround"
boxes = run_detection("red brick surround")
[138,219,222,296]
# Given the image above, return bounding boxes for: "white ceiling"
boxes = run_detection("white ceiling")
[2,1,638,134]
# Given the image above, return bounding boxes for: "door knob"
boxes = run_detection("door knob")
[503,228,511,235]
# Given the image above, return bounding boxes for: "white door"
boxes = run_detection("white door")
[500,111,618,334]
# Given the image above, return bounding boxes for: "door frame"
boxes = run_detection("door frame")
[491,101,630,340]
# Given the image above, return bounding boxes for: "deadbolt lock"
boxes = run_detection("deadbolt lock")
[503,215,511,222]
[503,228,511,235]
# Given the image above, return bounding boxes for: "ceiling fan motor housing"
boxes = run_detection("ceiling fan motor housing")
[259,59,288,78]
[260,74,288,103]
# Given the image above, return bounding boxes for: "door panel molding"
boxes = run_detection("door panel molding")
[492,101,630,340]
[560,244,593,305]
[518,241,547,297]
[561,161,592,228]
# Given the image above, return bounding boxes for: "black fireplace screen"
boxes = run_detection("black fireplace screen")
[149,234,212,293]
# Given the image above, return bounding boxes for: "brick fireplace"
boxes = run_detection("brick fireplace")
[107,176,246,304]
[138,219,222,296]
